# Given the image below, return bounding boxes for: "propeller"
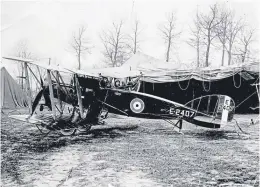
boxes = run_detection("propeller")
[31,87,52,115]
[31,89,44,115]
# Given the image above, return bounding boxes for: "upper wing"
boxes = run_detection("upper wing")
[69,67,141,79]
[3,56,141,79]
[3,56,71,73]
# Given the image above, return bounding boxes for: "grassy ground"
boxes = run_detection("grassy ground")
[1,110,259,187]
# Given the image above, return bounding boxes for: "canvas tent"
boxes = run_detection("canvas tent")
[0,66,28,110]
[121,52,259,113]
[121,52,185,72]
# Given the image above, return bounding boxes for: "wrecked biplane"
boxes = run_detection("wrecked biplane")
[3,56,238,136]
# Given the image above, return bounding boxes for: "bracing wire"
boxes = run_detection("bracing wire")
[235,91,257,109]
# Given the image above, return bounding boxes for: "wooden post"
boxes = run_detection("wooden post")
[74,74,84,118]
[46,69,56,120]
[24,62,32,113]
[179,119,183,132]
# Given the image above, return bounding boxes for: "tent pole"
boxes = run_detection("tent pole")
[74,74,84,118]
[21,63,24,90]
[24,62,32,113]
[255,84,260,103]
[191,89,194,108]
[46,69,56,120]
[207,95,211,113]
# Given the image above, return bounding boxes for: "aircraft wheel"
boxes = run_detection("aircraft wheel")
[59,128,77,136]
[77,124,92,133]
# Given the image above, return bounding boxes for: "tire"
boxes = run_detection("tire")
[77,124,92,133]
[59,128,77,136]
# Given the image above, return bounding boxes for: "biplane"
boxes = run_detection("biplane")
[3,56,240,136]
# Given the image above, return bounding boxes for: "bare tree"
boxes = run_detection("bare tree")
[14,40,42,93]
[216,10,230,66]
[198,4,224,67]
[127,19,142,54]
[100,21,129,67]
[70,26,91,70]
[187,8,202,67]
[14,40,32,89]
[238,27,255,63]
[159,12,181,62]
[16,40,31,59]
[225,15,243,65]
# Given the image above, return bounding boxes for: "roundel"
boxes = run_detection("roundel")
[130,98,145,113]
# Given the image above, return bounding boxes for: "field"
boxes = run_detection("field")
[1,110,259,187]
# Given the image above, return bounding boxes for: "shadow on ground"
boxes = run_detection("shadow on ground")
[1,113,259,187]
[2,123,139,153]
[186,130,243,140]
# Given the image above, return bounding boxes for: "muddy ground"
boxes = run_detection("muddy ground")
[1,111,259,187]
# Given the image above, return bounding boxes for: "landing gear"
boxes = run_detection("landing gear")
[232,119,249,136]
[100,108,108,119]
[164,117,184,134]
[175,118,183,132]
[36,124,51,135]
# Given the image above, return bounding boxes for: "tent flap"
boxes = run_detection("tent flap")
[0,66,28,109]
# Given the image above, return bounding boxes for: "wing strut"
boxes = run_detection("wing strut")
[74,74,84,118]
[24,62,32,113]
[46,69,56,120]
[55,71,63,114]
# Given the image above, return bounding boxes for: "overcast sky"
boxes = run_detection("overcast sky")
[1,0,259,73]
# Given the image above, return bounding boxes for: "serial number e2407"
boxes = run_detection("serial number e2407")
[169,108,195,118]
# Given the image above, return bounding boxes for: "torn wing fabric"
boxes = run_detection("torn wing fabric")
[0,67,28,109]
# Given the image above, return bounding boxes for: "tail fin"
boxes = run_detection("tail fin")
[216,95,235,125]
[185,95,235,128]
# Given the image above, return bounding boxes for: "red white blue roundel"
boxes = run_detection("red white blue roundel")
[130,98,145,113]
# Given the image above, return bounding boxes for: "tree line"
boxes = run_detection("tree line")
[16,3,257,70]
[187,4,256,68]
